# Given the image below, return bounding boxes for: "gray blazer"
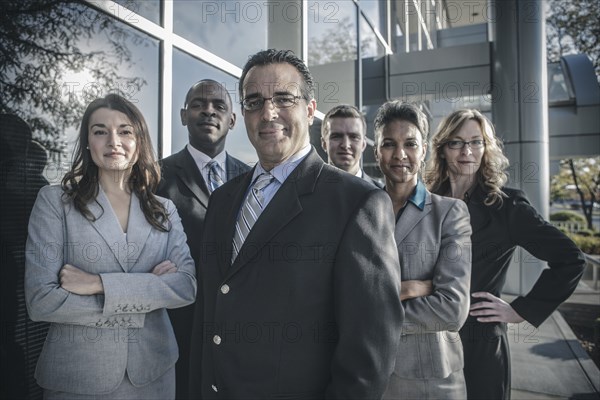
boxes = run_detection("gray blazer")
[393,190,471,379]
[25,185,196,395]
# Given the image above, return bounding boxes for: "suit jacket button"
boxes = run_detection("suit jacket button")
[213,335,221,345]
[220,284,230,294]
[211,384,218,392]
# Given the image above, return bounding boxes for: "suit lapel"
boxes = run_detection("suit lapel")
[176,149,210,208]
[225,150,323,280]
[394,191,432,244]
[124,193,152,271]
[217,170,254,277]
[225,155,250,182]
[87,187,128,271]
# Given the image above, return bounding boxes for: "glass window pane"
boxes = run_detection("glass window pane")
[172,49,258,165]
[359,0,387,41]
[112,0,161,25]
[548,62,572,103]
[173,0,268,68]
[308,1,358,113]
[2,2,159,182]
[360,16,386,59]
[308,0,358,66]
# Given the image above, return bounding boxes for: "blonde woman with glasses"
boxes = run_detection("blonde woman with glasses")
[425,108,585,400]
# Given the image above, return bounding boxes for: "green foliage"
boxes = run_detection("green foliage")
[575,229,596,237]
[569,234,600,255]
[550,211,588,223]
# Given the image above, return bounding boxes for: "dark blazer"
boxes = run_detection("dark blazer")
[190,148,404,399]
[459,186,585,399]
[463,186,585,332]
[362,170,383,188]
[157,148,250,399]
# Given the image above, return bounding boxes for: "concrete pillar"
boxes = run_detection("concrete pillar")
[492,0,550,294]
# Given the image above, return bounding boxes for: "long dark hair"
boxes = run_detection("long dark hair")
[62,94,169,231]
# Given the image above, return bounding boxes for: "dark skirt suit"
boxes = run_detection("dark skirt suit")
[384,182,472,400]
[460,186,585,400]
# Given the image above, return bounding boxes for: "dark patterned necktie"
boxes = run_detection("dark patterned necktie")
[207,161,224,193]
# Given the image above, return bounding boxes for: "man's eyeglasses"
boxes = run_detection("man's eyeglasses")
[445,139,485,150]
[241,94,303,112]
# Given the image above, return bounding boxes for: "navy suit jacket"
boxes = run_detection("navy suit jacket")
[157,148,250,398]
[190,148,404,399]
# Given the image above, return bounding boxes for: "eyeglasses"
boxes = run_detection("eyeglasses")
[445,139,485,150]
[241,94,303,112]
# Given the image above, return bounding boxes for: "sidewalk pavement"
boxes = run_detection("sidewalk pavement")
[507,282,600,399]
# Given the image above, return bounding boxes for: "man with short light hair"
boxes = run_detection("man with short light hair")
[321,104,382,187]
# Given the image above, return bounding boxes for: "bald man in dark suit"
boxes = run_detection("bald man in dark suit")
[157,80,250,399]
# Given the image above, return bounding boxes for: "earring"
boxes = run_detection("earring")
[86,146,89,150]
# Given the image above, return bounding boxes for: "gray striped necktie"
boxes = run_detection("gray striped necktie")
[207,161,224,193]
[231,172,274,263]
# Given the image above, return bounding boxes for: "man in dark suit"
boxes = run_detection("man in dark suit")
[157,79,250,399]
[189,49,403,399]
[321,104,383,188]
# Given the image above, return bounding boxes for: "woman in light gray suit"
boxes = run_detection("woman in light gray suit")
[374,101,472,399]
[25,94,196,399]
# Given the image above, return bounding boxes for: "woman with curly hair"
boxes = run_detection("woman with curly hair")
[425,108,585,399]
[25,94,196,399]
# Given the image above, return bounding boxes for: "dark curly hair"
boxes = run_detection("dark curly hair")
[61,94,169,232]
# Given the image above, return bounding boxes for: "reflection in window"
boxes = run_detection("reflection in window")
[173,0,268,68]
[58,9,160,170]
[172,49,257,165]
[359,0,387,41]
[548,62,573,104]
[308,1,357,66]
[360,16,386,59]
[2,2,158,177]
[112,0,161,24]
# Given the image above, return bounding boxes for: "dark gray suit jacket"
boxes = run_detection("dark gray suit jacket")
[362,171,383,188]
[157,148,250,399]
[190,148,404,399]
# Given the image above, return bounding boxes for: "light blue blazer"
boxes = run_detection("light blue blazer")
[25,185,197,395]
[393,189,472,379]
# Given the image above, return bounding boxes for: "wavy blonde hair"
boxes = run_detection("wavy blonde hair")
[424,109,509,206]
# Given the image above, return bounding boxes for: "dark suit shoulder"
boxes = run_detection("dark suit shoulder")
[226,154,252,178]
[363,172,384,188]
[430,191,468,212]
[501,187,528,201]
[160,148,188,166]
[321,164,382,194]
